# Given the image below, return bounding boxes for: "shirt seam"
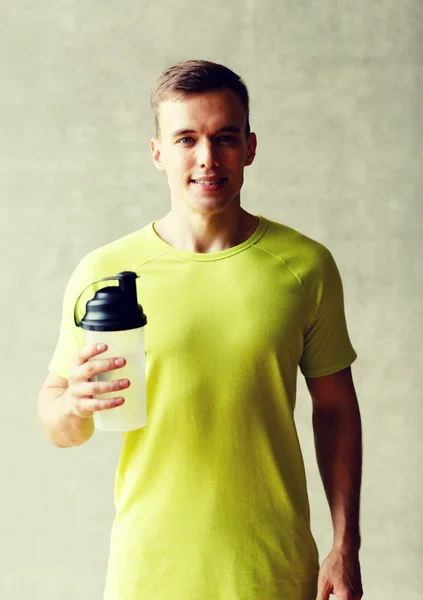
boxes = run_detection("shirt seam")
[143,217,268,263]
[132,250,170,272]
[250,245,313,322]
[301,353,357,377]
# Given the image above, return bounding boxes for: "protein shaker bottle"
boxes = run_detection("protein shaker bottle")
[74,271,147,432]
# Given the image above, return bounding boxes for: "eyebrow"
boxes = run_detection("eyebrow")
[171,125,242,138]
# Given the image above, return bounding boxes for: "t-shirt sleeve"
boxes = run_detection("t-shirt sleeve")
[299,245,357,378]
[48,256,96,380]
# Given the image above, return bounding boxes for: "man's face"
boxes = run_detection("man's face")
[150,89,257,216]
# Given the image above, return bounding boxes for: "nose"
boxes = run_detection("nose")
[196,139,219,168]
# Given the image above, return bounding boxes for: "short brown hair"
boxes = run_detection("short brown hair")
[150,59,251,139]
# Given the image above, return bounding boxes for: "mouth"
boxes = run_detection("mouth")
[190,178,227,191]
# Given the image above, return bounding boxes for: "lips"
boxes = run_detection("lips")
[190,178,227,192]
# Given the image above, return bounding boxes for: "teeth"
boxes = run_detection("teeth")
[194,180,221,184]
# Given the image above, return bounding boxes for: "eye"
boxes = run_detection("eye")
[219,135,236,143]
[178,137,194,144]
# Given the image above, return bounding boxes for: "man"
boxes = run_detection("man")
[38,59,363,600]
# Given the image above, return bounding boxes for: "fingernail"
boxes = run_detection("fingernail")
[114,358,125,366]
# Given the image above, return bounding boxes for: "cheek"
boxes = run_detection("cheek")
[167,156,189,183]
[177,152,195,174]
[230,149,246,168]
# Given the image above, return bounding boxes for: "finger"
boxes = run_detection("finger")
[71,395,125,418]
[74,343,108,367]
[73,377,130,398]
[315,585,331,600]
[81,356,127,381]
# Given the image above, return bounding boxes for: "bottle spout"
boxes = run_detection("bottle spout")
[117,271,139,304]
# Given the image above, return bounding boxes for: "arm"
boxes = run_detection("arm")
[305,365,362,550]
[305,365,363,599]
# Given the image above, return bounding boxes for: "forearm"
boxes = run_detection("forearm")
[312,403,362,550]
[37,386,94,448]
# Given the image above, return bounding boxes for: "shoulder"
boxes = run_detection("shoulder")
[63,222,162,306]
[74,222,161,280]
[259,216,336,279]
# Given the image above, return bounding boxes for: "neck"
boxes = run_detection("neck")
[153,207,258,254]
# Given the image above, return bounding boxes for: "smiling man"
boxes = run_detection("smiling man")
[150,84,259,253]
[38,60,363,600]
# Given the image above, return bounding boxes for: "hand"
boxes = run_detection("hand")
[316,546,363,600]
[64,343,130,419]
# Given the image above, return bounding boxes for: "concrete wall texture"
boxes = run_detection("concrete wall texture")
[1,1,421,598]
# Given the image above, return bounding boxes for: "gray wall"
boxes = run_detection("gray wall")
[1,1,421,598]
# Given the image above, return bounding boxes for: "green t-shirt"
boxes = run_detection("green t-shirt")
[49,214,357,600]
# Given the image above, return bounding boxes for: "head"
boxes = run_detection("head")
[149,59,257,217]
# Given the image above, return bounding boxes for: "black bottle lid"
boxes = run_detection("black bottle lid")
[75,271,147,332]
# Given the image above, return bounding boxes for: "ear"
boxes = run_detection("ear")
[244,132,257,167]
[150,138,166,171]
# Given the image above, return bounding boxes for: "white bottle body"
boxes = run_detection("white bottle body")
[84,327,146,432]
